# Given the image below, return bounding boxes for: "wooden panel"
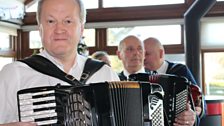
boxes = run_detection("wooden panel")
[0,50,16,57]
[87,4,187,22]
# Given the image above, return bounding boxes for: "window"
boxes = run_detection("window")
[201,18,224,96]
[25,2,37,12]
[25,0,186,11]
[107,25,181,46]
[83,29,95,47]
[103,0,184,7]
[29,31,42,49]
[0,32,10,50]
[0,32,14,70]
[83,0,98,9]
[0,1,24,20]
[110,55,123,73]
[26,0,98,12]
[165,54,185,65]
[203,52,224,96]
[201,19,224,49]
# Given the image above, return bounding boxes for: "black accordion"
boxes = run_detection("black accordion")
[17,81,164,126]
[129,74,189,126]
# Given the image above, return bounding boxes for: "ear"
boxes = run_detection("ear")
[38,24,43,41]
[80,24,84,37]
[116,50,122,60]
[143,50,146,59]
[159,49,164,58]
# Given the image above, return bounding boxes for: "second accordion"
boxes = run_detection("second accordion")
[129,73,190,126]
[17,81,164,126]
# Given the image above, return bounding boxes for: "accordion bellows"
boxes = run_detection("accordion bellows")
[17,81,164,126]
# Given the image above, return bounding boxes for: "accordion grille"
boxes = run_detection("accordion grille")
[151,104,163,126]
[149,96,164,126]
[64,93,91,126]
[175,89,188,116]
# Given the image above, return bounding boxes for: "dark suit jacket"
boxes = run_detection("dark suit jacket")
[165,60,197,84]
[118,71,128,81]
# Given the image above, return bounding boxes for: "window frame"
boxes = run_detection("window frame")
[0,35,17,58]
[201,49,224,95]
[22,0,224,57]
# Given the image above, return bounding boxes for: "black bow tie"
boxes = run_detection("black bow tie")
[152,71,158,75]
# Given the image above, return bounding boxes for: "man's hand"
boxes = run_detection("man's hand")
[195,106,202,116]
[173,103,196,126]
[0,122,37,126]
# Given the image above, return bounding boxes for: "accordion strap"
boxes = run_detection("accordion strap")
[19,55,105,86]
[80,58,105,84]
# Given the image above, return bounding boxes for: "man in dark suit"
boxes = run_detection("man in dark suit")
[144,37,206,126]
[117,35,145,81]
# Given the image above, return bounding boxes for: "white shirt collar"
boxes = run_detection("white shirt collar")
[157,61,168,74]
[123,67,145,79]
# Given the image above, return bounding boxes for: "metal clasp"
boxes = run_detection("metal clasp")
[65,74,76,81]
[81,73,89,80]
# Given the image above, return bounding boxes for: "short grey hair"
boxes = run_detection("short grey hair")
[92,51,109,60]
[118,35,143,51]
[36,0,86,24]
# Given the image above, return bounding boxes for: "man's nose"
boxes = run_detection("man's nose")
[54,22,66,33]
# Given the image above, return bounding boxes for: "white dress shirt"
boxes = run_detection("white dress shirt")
[0,50,120,124]
[156,61,168,74]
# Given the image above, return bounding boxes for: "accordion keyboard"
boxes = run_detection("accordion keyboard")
[18,89,58,125]
[18,86,91,126]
